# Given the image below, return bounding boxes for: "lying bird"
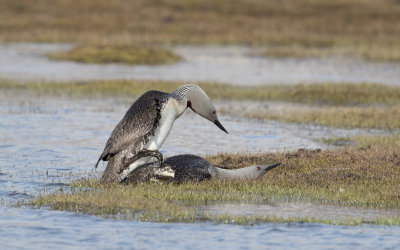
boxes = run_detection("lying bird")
[122,154,281,184]
[96,84,228,183]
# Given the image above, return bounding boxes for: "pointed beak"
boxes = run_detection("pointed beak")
[214,119,228,134]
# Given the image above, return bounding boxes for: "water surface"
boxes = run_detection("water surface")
[202,203,400,223]
[0,43,399,85]
[1,207,399,249]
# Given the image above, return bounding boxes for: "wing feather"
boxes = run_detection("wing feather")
[95,90,167,168]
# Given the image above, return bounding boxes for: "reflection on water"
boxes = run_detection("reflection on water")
[0,43,399,85]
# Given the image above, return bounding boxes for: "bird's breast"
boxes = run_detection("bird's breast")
[144,102,177,150]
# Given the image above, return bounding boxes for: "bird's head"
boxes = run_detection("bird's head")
[179,84,228,134]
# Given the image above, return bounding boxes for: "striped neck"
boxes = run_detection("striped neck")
[170,84,199,113]
[169,84,194,117]
[170,84,197,101]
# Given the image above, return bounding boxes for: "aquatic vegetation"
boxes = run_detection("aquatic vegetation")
[0,0,400,61]
[31,135,400,225]
[49,46,181,65]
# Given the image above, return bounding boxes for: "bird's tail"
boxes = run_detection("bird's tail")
[100,154,125,183]
[214,163,281,180]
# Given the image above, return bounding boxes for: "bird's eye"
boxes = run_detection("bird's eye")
[212,110,216,114]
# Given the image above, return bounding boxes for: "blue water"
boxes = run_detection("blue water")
[1,96,400,249]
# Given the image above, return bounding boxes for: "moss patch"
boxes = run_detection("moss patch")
[49,46,182,65]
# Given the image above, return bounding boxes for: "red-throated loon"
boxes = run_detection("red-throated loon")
[96,84,228,183]
[122,154,281,184]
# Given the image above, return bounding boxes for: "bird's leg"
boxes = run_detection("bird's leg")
[118,150,163,174]
[129,150,163,165]
[140,149,163,166]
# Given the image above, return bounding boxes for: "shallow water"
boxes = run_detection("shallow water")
[202,203,400,223]
[1,43,400,85]
[1,95,399,248]
[1,207,400,250]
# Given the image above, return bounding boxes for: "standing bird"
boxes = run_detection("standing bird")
[96,84,228,183]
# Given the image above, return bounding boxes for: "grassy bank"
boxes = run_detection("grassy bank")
[2,80,400,130]
[1,0,400,61]
[31,135,400,225]
[49,46,182,65]
[244,105,400,130]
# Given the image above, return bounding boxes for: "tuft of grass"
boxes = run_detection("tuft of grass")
[30,135,400,225]
[0,0,400,61]
[49,46,182,65]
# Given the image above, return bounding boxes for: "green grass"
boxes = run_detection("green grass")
[49,46,182,65]
[30,135,400,225]
[1,0,400,61]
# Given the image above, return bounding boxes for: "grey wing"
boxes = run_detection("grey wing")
[95,91,165,168]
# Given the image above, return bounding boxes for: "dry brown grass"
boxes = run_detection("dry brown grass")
[1,0,400,60]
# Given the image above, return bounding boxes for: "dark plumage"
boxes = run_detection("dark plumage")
[123,154,281,184]
[98,90,167,183]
